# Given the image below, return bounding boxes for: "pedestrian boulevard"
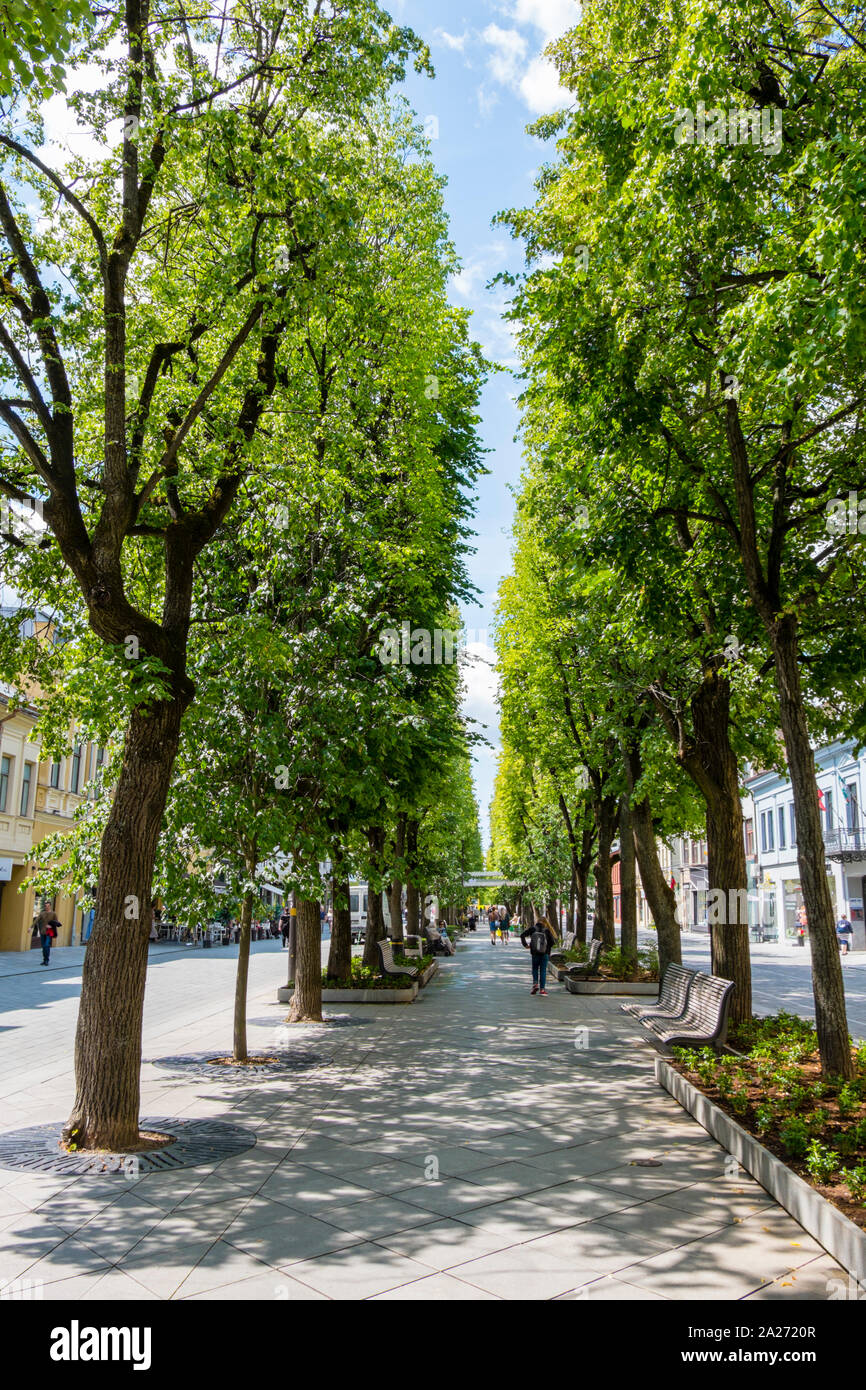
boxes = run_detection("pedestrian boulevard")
[0,937,847,1300]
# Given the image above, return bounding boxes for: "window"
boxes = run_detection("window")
[777,805,786,850]
[49,761,60,788]
[70,744,82,794]
[846,782,859,832]
[744,819,754,856]
[789,803,797,847]
[0,755,9,812]
[20,762,33,817]
[761,810,775,853]
[350,893,359,914]
[825,787,834,834]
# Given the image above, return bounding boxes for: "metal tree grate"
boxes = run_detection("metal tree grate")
[0,1116,256,1176]
[146,1050,327,1080]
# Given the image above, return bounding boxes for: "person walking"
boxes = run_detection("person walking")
[36,906,61,966]
[520,915,558,995]
[837,914,854,955]
[488,909,498,945]
[279,908,292,949]
[498,907,509,943]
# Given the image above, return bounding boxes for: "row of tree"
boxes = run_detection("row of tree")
[490,0,866,1078]
[0,1,483,1150]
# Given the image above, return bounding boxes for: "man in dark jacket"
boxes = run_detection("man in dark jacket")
[520,916,558,995]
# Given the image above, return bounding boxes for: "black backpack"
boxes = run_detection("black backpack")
[529,926,548,954]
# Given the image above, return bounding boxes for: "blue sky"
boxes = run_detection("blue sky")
[396,0,578,848]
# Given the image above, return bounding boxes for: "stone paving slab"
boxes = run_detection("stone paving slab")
[0,935,850,1300]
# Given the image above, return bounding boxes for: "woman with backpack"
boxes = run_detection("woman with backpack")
[520,915,558,995]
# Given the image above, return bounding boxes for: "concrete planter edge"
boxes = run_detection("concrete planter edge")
[656,1055,866,1284]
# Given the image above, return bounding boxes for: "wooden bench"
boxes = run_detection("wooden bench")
[563,936,602,977]
[378,940,419,980]
[631,969,734,1051]
[550,930,577,962]
[621,961,692,1020]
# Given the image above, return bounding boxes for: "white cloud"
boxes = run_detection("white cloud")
[519,54,571,113]
[482,24,528,87]
[477,83,500,119]
[511,0,580,41]
[436,28,470,53]
[482,14,572,114]
[460,641,500,735]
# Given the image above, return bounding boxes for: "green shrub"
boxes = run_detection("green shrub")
[806,1108,828,1136]
[805,1140,840,1184]
[754,1103,775,1135]
[841,1164,866,1204]
[779,1116,810,1157]
[837,1083,861,1118]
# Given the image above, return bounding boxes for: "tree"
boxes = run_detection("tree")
[0,0,430,1148]
[498,0,866,1070]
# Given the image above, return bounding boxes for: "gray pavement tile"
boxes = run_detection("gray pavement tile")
[742,1255,854,1300]
[376,1217,531,1270]
[447,1242,607,1300]
[315,1195,440,1242]
[370,1272,501,1300]
[614,1213,825,1300]
[16,1236,114,1286]
[223,1206,366,1266]
[174,1239,289,1298]
[282,1241,435,1299]
[184,1268,327,1300]
[258,1164,380,1214]
[554,1275,671,1300]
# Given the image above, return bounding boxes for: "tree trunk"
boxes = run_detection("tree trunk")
[689,671,752,1026]
[233,886,255,1062]
[772,614,852,1077]
[619,794,638,972]
[287,894,322,1023]
[389,814,405,942]
[62,695,186,1152]
[363,886,386,969]
[594,795,617,948]
[327,876,352,982]
[625,745,681,980]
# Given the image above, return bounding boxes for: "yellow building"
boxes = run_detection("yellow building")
[0,687,102,951]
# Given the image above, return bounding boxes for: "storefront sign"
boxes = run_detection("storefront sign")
[0,857,12,881]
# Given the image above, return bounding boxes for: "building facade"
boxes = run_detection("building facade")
[748,739,866,950]
[0,686,103,951]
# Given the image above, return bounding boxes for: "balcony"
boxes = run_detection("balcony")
[824,825,866,859]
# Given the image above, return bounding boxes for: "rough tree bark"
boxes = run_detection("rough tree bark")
[625,744,681,979]
[362,826,387,969]
[687,672,752,1024]
[619,794,638,972]
[327,875,352,982]
[594,794,617,948]
[233,881,255,1062]
[287,894,323,1024]
[772,616,852,1076]
[388,814,406,942]
[62,694,188,1152]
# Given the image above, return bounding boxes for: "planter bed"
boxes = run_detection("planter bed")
[278,984,418,1005]
[657,1056,866,1283]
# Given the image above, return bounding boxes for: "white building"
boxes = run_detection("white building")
[747,738,866,950]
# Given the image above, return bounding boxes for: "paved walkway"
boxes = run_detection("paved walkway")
[0,936,847,1300]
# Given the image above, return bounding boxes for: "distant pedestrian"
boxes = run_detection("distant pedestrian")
[837,915,854,955]
[521,916,558,995]
[36,907,60,966]
[280,909,291,949]
[489,910,498,945]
